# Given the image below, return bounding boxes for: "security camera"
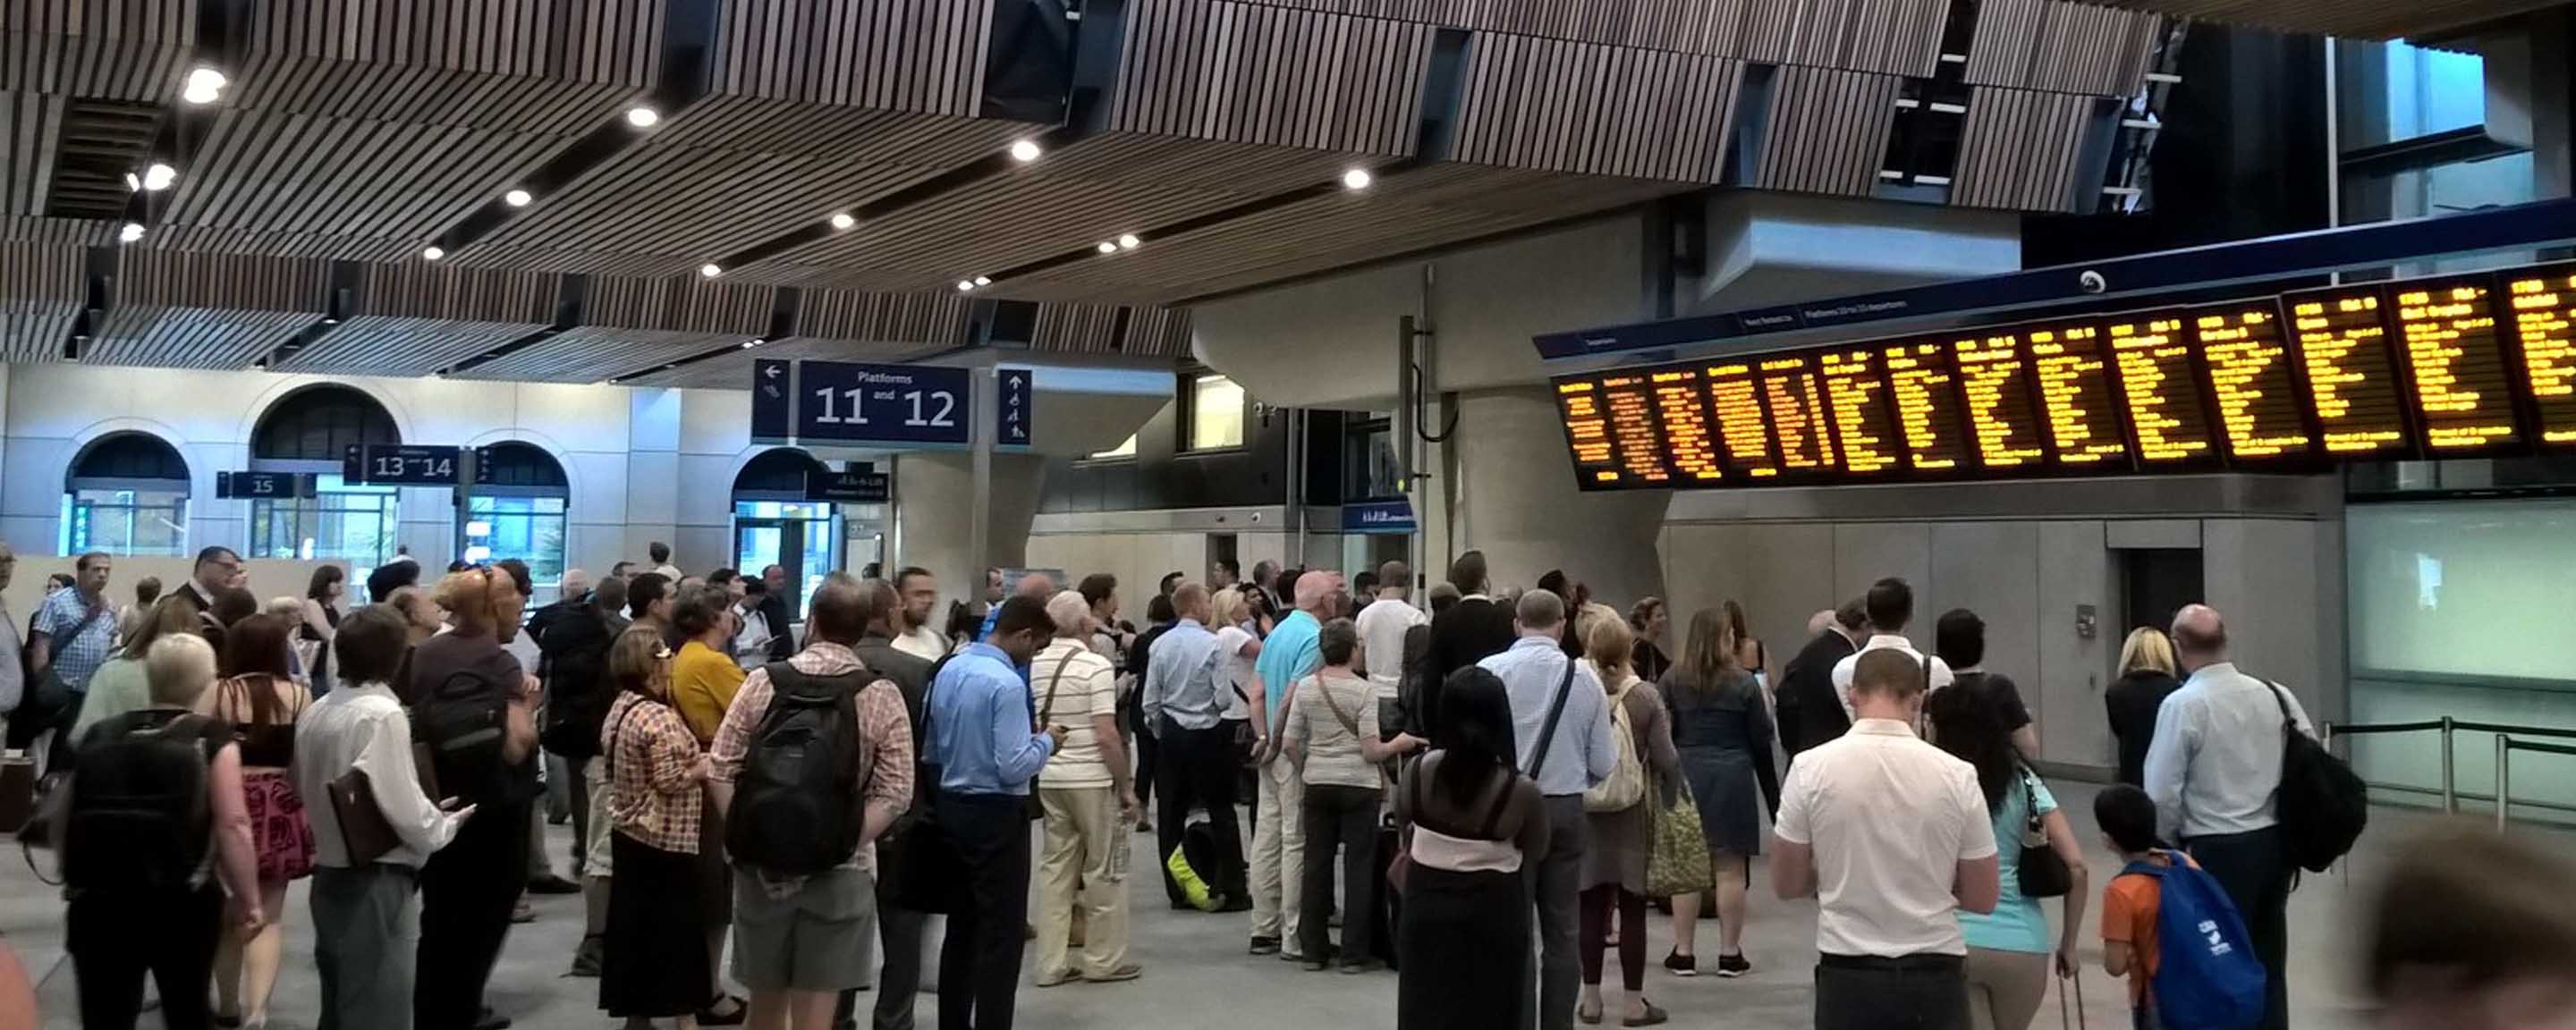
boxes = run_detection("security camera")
[2078,270,2108,295]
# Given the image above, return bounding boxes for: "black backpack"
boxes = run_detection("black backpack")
[63,711,227,894]
[2266,681,2367,873]
[415,671,514,806]
[725,663,871,875]
[538,612,614,760]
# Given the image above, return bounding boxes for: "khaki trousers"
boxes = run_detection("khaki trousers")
[1249,759,1305,948]
[1035,785,1129,980]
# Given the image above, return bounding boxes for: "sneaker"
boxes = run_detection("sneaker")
[1662,950,1697,977]
[1714,952,1751,978]
[1249,936,1281,956]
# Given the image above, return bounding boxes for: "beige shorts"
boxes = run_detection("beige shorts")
[584,756,614,879]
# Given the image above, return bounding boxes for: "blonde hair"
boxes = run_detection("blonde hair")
[608,624,671,699]
[266,595,303,619]
[1587,617,1636,680]
[1210,587,1247,629]
[144,632,219,707]
[2119,627,2178,677]
[433,569,507,631]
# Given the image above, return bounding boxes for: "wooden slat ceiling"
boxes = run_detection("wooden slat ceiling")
[2079,0,2556,40]
[91,249,325,368]
[1,0,196,101]
[454,271,773,383]
[0,241,84,362]
[619,285,970,387]
[275,263,561,376]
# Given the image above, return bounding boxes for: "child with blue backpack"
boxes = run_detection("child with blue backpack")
[2097,784,2267,1030]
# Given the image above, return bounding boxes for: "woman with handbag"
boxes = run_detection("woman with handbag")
[1925,646,2089,1030]
[199,613,315,1030]
[1576,619,1680,1026]
[1283,619,1422,973]
[1657,604,1779,978]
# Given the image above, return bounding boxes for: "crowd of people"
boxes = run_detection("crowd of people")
[4,538,2574,1030]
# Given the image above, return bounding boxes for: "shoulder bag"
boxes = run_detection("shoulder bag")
[1522,657,1580,780]
[1028,648,1081,820]
[2016,764,2072,898]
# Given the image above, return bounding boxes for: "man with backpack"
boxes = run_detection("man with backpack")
[707,577,916,1030]
[922,595,1063,1030]
[538,575,624,977]
[2143,604,2320,1030]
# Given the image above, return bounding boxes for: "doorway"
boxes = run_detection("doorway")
[2121,548,2204,635]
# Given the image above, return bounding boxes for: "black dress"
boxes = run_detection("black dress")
[1395,758,1545,1030]
[301,604,338,693]
[2106,670,2183,786]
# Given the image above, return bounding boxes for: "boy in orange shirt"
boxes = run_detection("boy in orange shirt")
[2098,784,2182,1030]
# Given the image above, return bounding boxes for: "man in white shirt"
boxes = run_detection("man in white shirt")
[890,567,949,661]
[292,605,476,1030]
[646,540,682,581]
[1353,560,1426,705]
[1030,591,1140,987]
[1831,577,1953,719]
[1775,647,1998,1030]
[2142,604,2310,1030]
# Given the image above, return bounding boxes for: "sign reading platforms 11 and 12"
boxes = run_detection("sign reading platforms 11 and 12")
[1553,258,2576,491]
[756,359,990,448]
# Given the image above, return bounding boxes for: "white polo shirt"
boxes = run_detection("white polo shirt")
[1830,634,1954,720]
[1775,718,1996,958]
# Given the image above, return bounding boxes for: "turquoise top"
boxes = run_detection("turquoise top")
[1959,767,2058,954]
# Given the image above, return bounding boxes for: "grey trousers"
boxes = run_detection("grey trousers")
[1521,796,1589,1030]
[312,863,421,1030]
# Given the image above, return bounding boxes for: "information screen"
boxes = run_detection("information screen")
[2394,276,2524,453]
[2284,286,2412,458]
[1549,256,2576,492]
[2028,321,2129,468]
[2502,265,2576,446]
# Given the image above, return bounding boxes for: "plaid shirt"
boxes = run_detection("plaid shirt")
[709,641,915,875]
[603,692,704,855]
[37,588,116,692]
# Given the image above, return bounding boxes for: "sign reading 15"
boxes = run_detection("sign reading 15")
[809,384,957,428]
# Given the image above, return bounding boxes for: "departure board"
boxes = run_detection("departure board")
[2028,322,2129,467]
[2195,305,2314,460]
[1758,356,1836,473]
[1884,340,1972,472]
[1548,256,2576,492]
[2284,287,2412,457]
[2394,276,2524,452]
[1648,368,1724,482]
[1819,350,1900,474]
[2502,265,2576,446]
[1954,332,2046,469]
[2106,311,2218,466]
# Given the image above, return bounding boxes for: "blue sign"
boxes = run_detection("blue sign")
[806,465,890,503]
[795,360,972,446]
[216,471,309,500]
[996,367,1032,449]
[751,359,792,443]
[1343,499,1416,535]
[356,444,462,485]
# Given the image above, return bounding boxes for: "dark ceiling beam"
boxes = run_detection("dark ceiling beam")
[436,275,589,377]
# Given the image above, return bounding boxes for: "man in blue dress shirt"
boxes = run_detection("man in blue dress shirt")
[1140,584,1250,912]
[925,595,1063,1030]
[1480,588,1618,1030]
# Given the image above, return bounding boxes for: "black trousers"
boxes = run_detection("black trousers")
[417,798,530,1030]
[936,793,1033,1030]
[2186,827,2292,1030]
[1814,954,1968,1030]
[1123,691,1156,814]
[1154,716,1247,904]
[70,886,222,1030]
[1299,783,1381,963]
[564,756,591,874]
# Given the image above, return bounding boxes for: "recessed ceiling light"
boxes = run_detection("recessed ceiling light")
[740,339,761,349]
[140,164,176,191]
[421,245,445,261]
[117,223,145,243]
[1097,241,1118,255]
[956,280,977,291]
[1008,139,1043,163]
[1116,233,1140,250]
[972,275,992,287]
[1341,167,1374,190]
[181,67,226,105]
[123,172,140,191]
[504,189,533,207]
[829,212,856,231]
[623,106,660,128]
[699,263,723,278]
[321,317,339,325]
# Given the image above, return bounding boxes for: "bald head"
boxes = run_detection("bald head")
[559,569,590,601]
[1014,572,1057,600]
[1515,588,1566,641]
[1172,582,1211,623]
[2171,604,2226,670]
[1294,568,1342,613]
[1807,609,1836,636]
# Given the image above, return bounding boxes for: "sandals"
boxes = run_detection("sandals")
[1623,1001,1670,1027]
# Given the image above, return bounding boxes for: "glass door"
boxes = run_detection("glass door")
[733,500,838,621]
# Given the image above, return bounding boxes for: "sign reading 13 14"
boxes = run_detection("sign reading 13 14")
[795,360,973,446]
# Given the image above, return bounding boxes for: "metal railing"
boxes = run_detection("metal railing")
[2322,716,2576,824]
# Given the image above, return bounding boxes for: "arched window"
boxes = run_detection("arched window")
[732,448,838,621]
[62,432,191,556]
[464,442,570,602]
[249,385,401,570]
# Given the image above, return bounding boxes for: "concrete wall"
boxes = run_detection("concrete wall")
[1,555,326,627]
[1026,507,1307,613]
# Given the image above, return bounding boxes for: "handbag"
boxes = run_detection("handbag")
[2016,765,2073,899]
[328,767,401,865]
[1645,775,1712,897]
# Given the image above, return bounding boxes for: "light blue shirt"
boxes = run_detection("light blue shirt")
[1142,619,1225,732]
[924,643,1055,797]
[2142,661,2314,842]
[37,588,116,692]
[1960,768,2058,954]
[1479,636,1617,798]
[1254,610,1322,725]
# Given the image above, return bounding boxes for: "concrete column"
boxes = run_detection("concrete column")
[1450,386,1669,610]
[894,451,1045,604]
[624,388,682,566]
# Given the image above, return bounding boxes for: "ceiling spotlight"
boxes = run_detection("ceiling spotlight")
[956,280,977,291]
[972,275,992,287]
[699,263,723,278]
[140,164,176,191]
[421,245,445,261]
[123,172,140,191]
[1097,241,1118,254]
[181,67,226,105]
[1116,233,1140,250]
[829,212,856,231]
[504,189,532,207]
[1341,167,1374,190]
[117,222,145,243]
[321,317,339,325]
[1008,139,1043,163]
[623,106,660,128]
[740,338,764,350]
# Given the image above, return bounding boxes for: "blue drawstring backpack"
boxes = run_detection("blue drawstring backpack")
[2122,849,2267,1030]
